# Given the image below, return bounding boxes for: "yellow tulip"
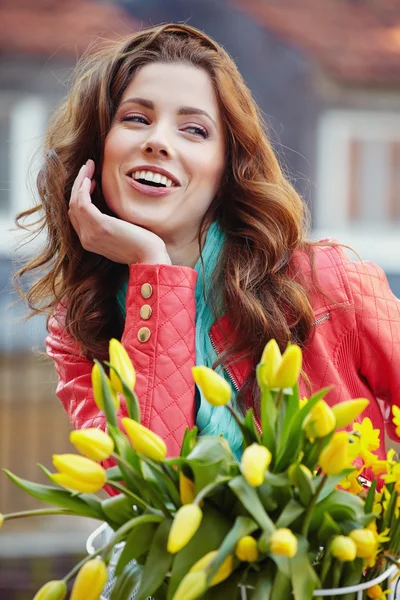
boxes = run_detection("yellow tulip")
[367,584,388,599]
[235,536,259,562]
[331,535,357,561]
[272,344,303,389]
[190,551,233,586]
[109,338,136,393]
[122,417,167,461]
[192,366,231,406]
[179,472,195,505]
[52,454,106,493]
[303,400,336,439]
[332,399,369,429]
[241,443,272,487]
[349,529,378,559]
[319,432,350,475]
[0,513,3,528]
[167,504,203,554]
[259,339,282,388]
[171,570,207,600]
[33,580,67,600]
[91,363,120,412]
[269,528,298,557]
[70,558,108,600]
[69,429,114,462]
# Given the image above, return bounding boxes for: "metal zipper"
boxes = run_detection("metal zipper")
[312,312,330,326]
[209,332,262,434]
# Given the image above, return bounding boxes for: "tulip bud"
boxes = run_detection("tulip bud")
[258,339,282,388]
[70,558,108,600]
[349,529,377,559]
[190,551,233,586]
[288,463,313,487]
[192,366,231,406]
[69,429,114,462]
[367,584,385,599]
[167,504,203,554]
[241,443,272,487]
[0,513,3,528]
[179,472,195,505]
[91,363,119,412]
[272,344,303,389]
[109,338,136,393]
[235,536,259,562]
[33,580,67,600]
[122,417,167,461]
[303,400,336,439]
[331,535,357,562]
[171,570,207,600]
[332,399,369,429]
[269,528,298,557]
[52,454,106,494]
[319,432,350,475]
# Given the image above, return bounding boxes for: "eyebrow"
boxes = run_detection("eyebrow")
[119,97,218,128]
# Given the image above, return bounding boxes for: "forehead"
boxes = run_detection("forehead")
[120,62,220,116]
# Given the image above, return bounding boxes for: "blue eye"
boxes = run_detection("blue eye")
[184,125,208,138]
[121,115,149,124]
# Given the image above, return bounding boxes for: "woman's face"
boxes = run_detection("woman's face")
[102,61,226,243]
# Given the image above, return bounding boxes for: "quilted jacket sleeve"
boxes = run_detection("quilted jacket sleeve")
[344,259,400,439]
[46,263,198,458]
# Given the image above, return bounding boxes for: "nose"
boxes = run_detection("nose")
[140,128,173,159]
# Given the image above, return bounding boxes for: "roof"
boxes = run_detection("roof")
[230,0,400,85]
[0,0,140,60]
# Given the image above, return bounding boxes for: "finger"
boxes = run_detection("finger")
[90,179,96,194]
[86,159,95,179]
[77,177,92,206]
[68,209,81,237]
[70,164,88,208]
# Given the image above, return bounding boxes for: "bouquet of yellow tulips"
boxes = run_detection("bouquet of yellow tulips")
[2,338,400,600]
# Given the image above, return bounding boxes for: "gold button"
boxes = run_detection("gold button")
[141,283,153,299]
[138,327,151,342]
[140,304,152,320]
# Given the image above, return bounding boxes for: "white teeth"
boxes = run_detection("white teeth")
[153,173,162,184]
[140,170,146,179]
[165,179,172,187]
[134,172,140,179]
[144,171,153,181]
[131,170,175,187]
[160,175,167,186]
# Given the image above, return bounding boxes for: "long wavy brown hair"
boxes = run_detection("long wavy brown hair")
[14,23,327,408]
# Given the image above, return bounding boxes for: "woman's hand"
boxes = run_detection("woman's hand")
[68,160,172,265]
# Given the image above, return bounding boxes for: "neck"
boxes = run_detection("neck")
[165,234,201,268]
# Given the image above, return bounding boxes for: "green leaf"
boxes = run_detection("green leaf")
[309,490,365,532]
[259,385,277,456]
[141,458,180,508]
[317,469,356,503]
[115,516,162,576]
[252,562,275,600]
[364,478,377,514]
[317,512,340,543]
[101,495,136,527]
[3,469,104,519]
[275,499,305,529]
[110,562,142,600]
[167,504,232,600]
[185,436,235,493]
[203,569,243,600]
[93,359,118,427]
[229,476,275,535]
[270,568,292,600]
[294,465,314,506]
[180,426,198,458]
[264,472,291,488]
[207,516,258,585]
[134,519,173,600]
[257,483,279,512]
[242,408,261,445]
[105,466,123,481]
[290,537,320,600]
[339,558,364,600]
[105,361,141,423]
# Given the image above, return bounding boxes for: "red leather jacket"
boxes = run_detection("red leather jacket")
[46,244,400,466]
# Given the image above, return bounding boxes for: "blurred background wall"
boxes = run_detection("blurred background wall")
[1,0,399,597]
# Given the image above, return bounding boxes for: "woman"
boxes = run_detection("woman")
[15,24,400,473]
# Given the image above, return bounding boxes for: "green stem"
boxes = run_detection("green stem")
[275,390,283,409]
[226,403,245,430]
[63,543,107,582]
[105,480,149,511]
[3,508,75,521]
[100,514,163,562]
[301,474,327,537]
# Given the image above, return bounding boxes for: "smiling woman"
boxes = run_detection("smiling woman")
[13,23,400,501]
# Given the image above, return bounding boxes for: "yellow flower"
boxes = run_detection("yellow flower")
[109,338,136,393]
[331,536,357,561]
[372,460,388,476]
[122,417,167,461]
[190,551,233,586]
[299,397,308,410]
[349,529,378,560]
[91,363,120,412]
[167,504,203,554]
[259,339,282,388]
[235,536,259,562]
[340,469,363,495]
[241,443,272,487]
[179,472,195,505]
[171,570,207,600]
[269,528,298,558]
[332,399,369,429]
[351,418,380,467]
[52,454,106,494]
[367,584,391,599]
[319,432,350,475]
[192,366,231,406]
[392,405,400,428]
[70,558,108,600]
[258,342,302,389]
[69,429,114,462]
[303,400,336,439]
[0,513,3,528]
[33,580,67,600]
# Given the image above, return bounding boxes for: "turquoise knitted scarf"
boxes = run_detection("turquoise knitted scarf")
[116,222,243,460]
